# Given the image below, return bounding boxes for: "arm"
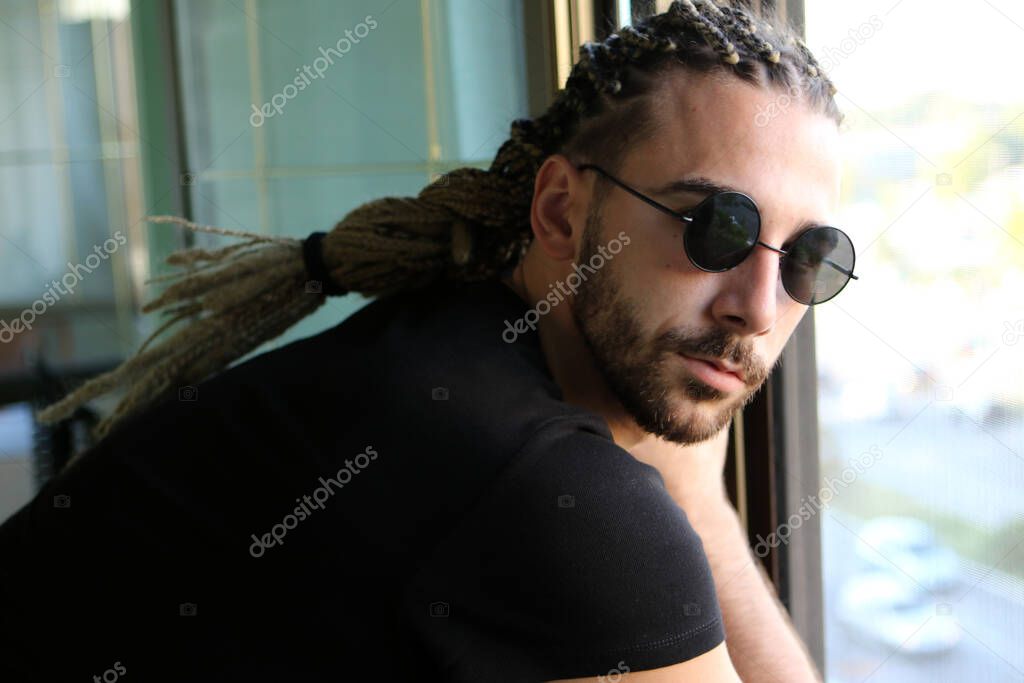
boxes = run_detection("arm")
[628,426,823,683]
[547,641,742,682]
[685,486,822,683]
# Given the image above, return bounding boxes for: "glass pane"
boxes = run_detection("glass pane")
[806,1,1024,681]
[172,0,531,357]
[0,0,143,518]
[0,0,141,366]
[0,403,35,522]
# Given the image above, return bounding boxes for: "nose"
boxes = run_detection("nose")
[710,244,786,336]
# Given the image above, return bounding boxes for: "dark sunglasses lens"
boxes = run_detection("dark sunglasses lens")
[684,193,760,271]
[781,227,855,304]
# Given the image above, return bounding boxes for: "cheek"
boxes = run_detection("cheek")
[608,215,718,321]
[623,222,695,287]
[641,274,720,342]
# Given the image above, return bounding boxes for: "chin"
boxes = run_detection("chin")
[648,390,736,445]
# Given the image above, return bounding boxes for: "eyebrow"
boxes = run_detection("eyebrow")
[653,175,824,245]
[653,176,742,197]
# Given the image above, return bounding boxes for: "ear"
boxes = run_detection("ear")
[529,154,589,263]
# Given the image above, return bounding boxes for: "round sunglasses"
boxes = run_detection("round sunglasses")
[578,164,858,305]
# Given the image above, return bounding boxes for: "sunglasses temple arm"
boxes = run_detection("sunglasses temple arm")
[824,257,858,279]
[590,169,692,222]
[622,185,691,222]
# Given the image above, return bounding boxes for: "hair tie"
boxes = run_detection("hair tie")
[301,231,348,296]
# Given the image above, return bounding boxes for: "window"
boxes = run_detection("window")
[805,1,1024,680]
[0,0,141,518]
[0,0,540,515]
[171,0,533,353]
[0,0,141,368]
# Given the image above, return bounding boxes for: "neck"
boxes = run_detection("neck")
[501,256,650,451]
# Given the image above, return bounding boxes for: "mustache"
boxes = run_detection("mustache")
[660,327,769,386]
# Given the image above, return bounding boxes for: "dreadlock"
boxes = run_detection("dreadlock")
[37,0,842,448]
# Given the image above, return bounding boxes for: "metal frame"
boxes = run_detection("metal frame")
[129,0,192,274]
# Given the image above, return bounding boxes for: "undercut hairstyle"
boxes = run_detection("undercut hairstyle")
[38,0,843,448]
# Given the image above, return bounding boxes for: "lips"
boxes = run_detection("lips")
[682,354,746,383]
[676,353,746,394]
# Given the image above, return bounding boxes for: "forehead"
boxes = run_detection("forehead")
[624,68,842,221]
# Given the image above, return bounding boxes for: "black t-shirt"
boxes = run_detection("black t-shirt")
[0,277,724,682]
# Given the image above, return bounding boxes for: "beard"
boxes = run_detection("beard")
[570,197,772,445]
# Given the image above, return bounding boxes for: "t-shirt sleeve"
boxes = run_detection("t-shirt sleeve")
[399,416,726,681]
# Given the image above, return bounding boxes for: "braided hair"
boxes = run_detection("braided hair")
[37,0,842,448]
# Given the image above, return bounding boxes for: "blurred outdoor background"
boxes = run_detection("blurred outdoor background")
[806,0,1024,680]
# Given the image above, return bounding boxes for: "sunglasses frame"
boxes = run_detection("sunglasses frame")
[576,163,858,305]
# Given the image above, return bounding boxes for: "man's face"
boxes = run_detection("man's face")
[570,68,842,445]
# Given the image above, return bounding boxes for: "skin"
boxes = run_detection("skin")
[503,66,841,681]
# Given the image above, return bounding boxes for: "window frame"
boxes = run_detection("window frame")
[721,0,827,671]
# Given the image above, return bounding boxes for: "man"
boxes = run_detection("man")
[1,1,853,681]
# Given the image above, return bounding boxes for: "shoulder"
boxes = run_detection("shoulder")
[402,416,725,678]
[213,277,556,416]
[503,420,724,651]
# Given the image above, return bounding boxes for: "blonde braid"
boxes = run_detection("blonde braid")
[676,0,740,64]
